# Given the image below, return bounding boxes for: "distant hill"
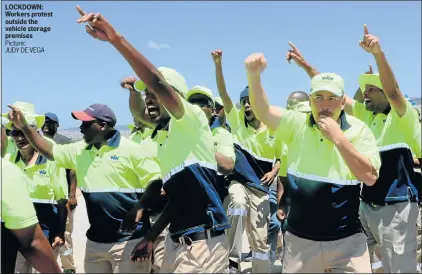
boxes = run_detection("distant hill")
[58,125,132,142]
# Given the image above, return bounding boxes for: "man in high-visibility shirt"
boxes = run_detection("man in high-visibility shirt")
[287,25,421,273]
[246,51,381,273]
[1,124,62,274]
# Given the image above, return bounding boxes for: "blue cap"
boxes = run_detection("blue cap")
[45,112,59,123]
[240,86,249,101]
[71,104,117,127]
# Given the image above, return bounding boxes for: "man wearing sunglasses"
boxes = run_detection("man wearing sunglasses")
[212,49,277,273]
[7,102,161,273]
[3,102,68,273]
[186,85,236,190]
[1,124,62,274]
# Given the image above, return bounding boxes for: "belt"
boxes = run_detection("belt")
[171,229,224,245]
[369,199,417,208]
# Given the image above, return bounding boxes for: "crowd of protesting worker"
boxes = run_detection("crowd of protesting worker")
[1,5,421,274]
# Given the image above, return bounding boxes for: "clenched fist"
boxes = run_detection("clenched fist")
[120,76,137,91]
[211,49,223,64]
[244,53,267,76]
[359,24,382,55]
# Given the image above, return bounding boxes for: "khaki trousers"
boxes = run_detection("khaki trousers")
[226,181,271,273]
[159,232,229,273]
[359,200,418,273]
[84,238,151,273]
[59,208,76,270]
[282,231,371,273]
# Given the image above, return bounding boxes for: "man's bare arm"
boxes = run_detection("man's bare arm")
[13,224,62,273]
[215,152,235,175]
[360,24,407,117]
[211,49,234,113]
[245,53,282,131]
[75,7,184,119]
[121,76,156,127]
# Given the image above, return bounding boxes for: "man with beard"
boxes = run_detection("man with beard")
[75,7,231,272]
[212,48,277,273]
[2,102,68,273]
[246,51,381,273]
[288,25,421,273]
[1,124,62,274]
[42,112,78,274]
[7,102,161,273]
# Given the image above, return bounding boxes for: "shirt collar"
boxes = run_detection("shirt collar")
[151,118,170,139]
[309,110,351,131]
[15,151,47,165]
[85,130,121,150]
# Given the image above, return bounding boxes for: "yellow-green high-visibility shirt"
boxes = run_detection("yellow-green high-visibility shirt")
[1,158,38,229]
[274,109,381,241]
[52,130,161,243]
[156,97,229,237]
[8,146,68,241]
[226,106,276,176]
[4,136,18,162]
[129,128,153,144]
[353,100,421,204]
[212,126,236,163]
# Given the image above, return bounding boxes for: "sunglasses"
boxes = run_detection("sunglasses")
[215,104,224,112]
[189,98,213,108]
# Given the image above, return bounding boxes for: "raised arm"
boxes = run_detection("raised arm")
[245,53,282,131]
[7,105,54,160]
[120,76,156,128]
[76,6,184,119]
[286,42,320,79]
[211,49,234,113]
[359,24,408,117]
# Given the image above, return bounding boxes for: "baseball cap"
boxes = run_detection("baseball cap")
[240,86,249,100]
[358,73,383,94]
[310,73,344,97]
[2,101,45,129]
[45,112,59,123]
[187,85,215,106]
[214,96,224,107]
[133,67,188,98]
[71,104,117,127]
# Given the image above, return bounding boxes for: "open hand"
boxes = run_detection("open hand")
[131,238,153,262]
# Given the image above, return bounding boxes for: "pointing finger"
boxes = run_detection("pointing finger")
[76,5,86,16]
[288,41,300,55]
[363,24,369,35]
[7,104,16,111]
